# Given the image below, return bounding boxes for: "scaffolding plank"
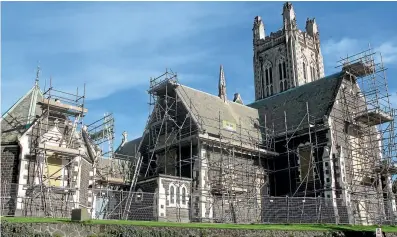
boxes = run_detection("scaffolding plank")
[354,110,393,126]
[99,176,124,185]
[37,98,88,114]
[38,143,85,156]
[342,61,375,77]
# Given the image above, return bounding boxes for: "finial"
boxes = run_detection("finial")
[283,1,293,10]
[233,93,244,105]
[121,131,128,146]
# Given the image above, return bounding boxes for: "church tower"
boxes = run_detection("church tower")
[253,2,325,101]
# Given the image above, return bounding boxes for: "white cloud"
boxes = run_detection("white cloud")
[375,41,397,65]
[2,2,268,112]
[322,37,397,73]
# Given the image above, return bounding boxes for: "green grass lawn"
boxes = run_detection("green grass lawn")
[2,216,397,233]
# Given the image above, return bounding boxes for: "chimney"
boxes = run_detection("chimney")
[233,93,244,105]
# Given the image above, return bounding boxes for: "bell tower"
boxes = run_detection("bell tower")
[253,2,325,101]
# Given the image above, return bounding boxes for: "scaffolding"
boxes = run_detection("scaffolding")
[331,46,397,224]
[260,46,397,225]
[117,46,397,225]
[119,69,277,222]
[86,112,141,219]
[24,77,88,217]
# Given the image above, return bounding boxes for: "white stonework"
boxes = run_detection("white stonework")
[158,178,167,217]
[253,2,325,101]
[199,147,213,219]
[16,135,30,209]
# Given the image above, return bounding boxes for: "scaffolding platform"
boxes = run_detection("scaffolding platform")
[96,176,125,185]
[211,184,247,195]
[354,109,393,126]
[147,70,178,94]
[37,98,88,115]
[342,60,375,78]
[38,143,85,156]
[374,163,397,175]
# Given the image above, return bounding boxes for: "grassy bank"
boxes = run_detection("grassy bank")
[2,216,396,233]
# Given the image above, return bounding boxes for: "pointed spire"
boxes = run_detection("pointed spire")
[35,63,41,86]
[27,64,41,124]
[218,65,227,102]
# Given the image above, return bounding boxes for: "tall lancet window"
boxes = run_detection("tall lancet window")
[260,59,265,99]
[310,62,316,81]
[303,57,308,83]
[278,58,288,92]
[269,66,274,95]
[278,63,282,81]
[264,61,273,97]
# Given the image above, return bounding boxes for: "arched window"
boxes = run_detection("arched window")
[176,185,180,204]
[182,187,186,205]
[170,185,175,204]
[280,81,284,92]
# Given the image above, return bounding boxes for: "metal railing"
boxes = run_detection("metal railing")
[2,183,396,225]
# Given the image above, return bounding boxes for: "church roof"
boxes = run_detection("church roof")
[115,137,142,158]
[175,84,262,143]
[114,71,346,155]
[248,71,345,135]
[1,84,43,143]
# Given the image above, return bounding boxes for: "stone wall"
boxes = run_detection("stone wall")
[329,78,387,224]
[2,221,397,237]
[0,144,20,216]
[79,159,93,208]
[203,144,266,223]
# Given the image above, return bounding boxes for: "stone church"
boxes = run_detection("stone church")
[1,2,396,225]
[115,2,396,225]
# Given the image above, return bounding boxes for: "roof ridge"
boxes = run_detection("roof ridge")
[247,71,345,107]
[179,84,231,103]
[178,83,257,112]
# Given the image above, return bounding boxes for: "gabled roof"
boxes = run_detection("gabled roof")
[248,71,346,135]
[1,84,43,143]
[175,84,262,143]
[115,137,142,158]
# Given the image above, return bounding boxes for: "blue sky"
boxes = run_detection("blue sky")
[2,1,397,149]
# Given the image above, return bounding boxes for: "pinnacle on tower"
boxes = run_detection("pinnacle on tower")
[306,17,319,37]
[253,16,265,41]
[282,1,296,29]
[218,65,227,102]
